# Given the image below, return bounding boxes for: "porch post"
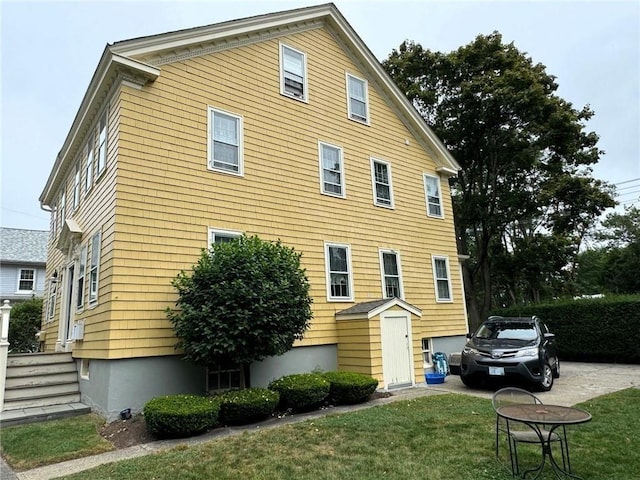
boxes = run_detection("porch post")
[0,300,12,411]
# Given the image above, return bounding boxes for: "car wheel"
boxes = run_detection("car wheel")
[553,359,560,378]
[540,363,554,391]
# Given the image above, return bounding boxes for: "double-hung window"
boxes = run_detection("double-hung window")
[72,162,81,210]
[58,190,66,231]
[325,242,353,301]
[89,232,101,304]
[85,134,94,193]
[432,255,452,302]
[17,269,35,292]
[280,44,307,101]
[319,142,345,198]
[371,158,393,208]
[424,174,443,218]
[379,250,402,299]
[346,74,369,123]
[208,107,243,175]
[96,114,107,178]
[208,228,242,247]
[76,245,87,310]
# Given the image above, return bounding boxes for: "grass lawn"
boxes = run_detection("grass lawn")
[2,388,634,480]
[0,414,113,471]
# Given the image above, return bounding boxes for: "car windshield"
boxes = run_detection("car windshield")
[475,322,537,341]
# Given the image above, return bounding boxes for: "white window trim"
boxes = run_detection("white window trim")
[47,277,57,321]
[324,242,354,302]
[96,113,108,180]
[346,73,369,124]
[318,141,346,198]
[379,249,404,299]
[17,268,36,293]
[84,136,94,194]
[370,157,394,209]
[432,255,453,303]
[279,42,308,103]
[72,162,81,211]
[207,106,244,177]
[208,227,243,247]
[89,231,101,305]
[424,173,444,218]
[422,337,433,368]
[76,244,87,311]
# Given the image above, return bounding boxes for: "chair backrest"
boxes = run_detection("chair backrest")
[492,387,543,412]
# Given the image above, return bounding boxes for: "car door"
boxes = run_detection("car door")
[540,321,558,368]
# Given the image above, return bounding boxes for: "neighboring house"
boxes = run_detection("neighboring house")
[38,4,469,420]
[0,228,48,303]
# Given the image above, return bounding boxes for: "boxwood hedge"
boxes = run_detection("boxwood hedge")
[268,373,330,412]
[218,388,279,425]
[323,371,378,405]
[143,394,220,438]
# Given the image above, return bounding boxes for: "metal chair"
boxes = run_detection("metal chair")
[492,387,567,478]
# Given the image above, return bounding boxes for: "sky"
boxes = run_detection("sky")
[1,0,639,231]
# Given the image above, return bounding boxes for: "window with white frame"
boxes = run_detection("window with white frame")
[346,73,369,123]
[421,338,432,366]
[76,245,87,310]
[17,269,36,292]
[280,44,307,101]
[72,162,81,210]
[59,190,66,230]
[424,174,443,218]
[96,114,107,178]
[85,134,94,193]
[380,250,402,299]
[208,228,242,247]
[432,255,452,302]
[325,243,353,301]
[47,278,57,320]
[89,231,101,304]
[319,142,345,197]
[371,158,393,207]
[208,107,243,175]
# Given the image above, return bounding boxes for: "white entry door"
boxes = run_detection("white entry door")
[381,312,413,388]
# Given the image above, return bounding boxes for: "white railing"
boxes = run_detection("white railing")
[0,300,12,411]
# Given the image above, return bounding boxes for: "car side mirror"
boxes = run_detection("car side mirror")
[544,333,555,340]
[466,332,472,339]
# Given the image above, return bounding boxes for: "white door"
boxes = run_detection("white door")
[381,313,413,388]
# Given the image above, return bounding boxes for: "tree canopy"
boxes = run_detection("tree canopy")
[167,235,313,368]
[383,33,614,326]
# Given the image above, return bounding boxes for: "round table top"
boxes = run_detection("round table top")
[497,404,592,425]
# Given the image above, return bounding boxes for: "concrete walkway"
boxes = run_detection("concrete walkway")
[3,362,639,480]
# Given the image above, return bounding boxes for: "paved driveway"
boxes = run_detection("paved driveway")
[424,362,640,406]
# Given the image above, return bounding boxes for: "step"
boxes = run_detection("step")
[4,382,80,401]
[6,361,77,378]
[0,403,91,428]
[5,372,78,388]
[2,393,82,411]
[7,352,73,367]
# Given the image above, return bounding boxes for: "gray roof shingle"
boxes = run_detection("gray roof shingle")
[0,228,49,264]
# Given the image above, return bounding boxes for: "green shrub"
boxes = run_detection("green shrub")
[8,298,43,353]
[323,371,378,405]
[268,373,330,412]
[143,394,219,438]
[218,388,279,425]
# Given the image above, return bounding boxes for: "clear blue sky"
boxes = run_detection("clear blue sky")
[2,0,639,230]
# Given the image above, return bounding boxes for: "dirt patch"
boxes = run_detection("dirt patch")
[100,391,394,449]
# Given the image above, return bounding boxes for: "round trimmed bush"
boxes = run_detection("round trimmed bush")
[143,394,220,438]
[218,388,280,425]
[323,371,379,405]
[268,373,330,412]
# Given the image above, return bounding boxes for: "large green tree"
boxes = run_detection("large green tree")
[167,235,312,372]
[383,33,614,327]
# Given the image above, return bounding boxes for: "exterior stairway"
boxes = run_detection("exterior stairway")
[0,352,90,427]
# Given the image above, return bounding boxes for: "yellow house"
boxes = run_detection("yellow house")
[38,3,468,420]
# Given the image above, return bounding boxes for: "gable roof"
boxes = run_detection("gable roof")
[40,2,460,206]
[336,297,422,319]
[0,228,49,264]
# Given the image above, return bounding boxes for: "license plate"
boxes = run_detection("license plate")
[489,366,505,376]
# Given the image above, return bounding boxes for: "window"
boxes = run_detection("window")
[72,162,81,210]
[347,74,369,123]
[424,174,443,218]
[96,114,107,178]
[379,250,402,299]
[85,134,94,193]
[208,228,242,247]
[421,338,432,366]
[319,142,345,197]
[59,190,66,229]
[47,278,57,320]
[207,363,243,392]
[76,245,87,310]
[208,107,243,175]
[371,158,393,208]
[17,269,36,292]
[89,232,101,304]
[280,44,307,101]
[432,255,452,302]
[324,243,353,301]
